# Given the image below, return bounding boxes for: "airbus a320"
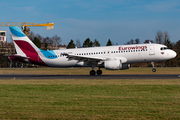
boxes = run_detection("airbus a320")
[8,26,177,75]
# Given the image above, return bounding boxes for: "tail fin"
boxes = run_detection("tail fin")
[9,26,40,55]
[9,26,47,66]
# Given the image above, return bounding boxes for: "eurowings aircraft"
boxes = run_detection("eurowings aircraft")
[8,26,177,75]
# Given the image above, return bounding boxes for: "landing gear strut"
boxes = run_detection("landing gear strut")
[90,66,96,75]
[151,62,156,72]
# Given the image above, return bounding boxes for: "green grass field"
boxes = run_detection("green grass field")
[0,79,180,119]
[0,68,180,119]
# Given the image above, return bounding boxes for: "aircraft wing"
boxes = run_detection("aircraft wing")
[64,54,106,65]
[64,54,128,65]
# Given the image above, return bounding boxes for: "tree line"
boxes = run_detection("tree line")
[66,38,112,48]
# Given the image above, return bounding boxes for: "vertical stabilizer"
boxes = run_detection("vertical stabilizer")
[9,26,40,55]
[9,26,47,66]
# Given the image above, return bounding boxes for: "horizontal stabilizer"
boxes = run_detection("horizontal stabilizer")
[5,54,29,59]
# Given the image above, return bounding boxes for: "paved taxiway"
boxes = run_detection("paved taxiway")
[0,74,179,79]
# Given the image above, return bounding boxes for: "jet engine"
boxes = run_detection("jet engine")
[104,59,130,70]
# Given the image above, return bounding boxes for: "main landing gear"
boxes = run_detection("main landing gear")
[151,62,156,72]
[90,67,102,75]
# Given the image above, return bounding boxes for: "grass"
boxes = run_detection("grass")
[0,79,180,119]
[0,67,180,75]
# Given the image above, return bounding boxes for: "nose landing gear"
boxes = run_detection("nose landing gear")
[151,62,156,72]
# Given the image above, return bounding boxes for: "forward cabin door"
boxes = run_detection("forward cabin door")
[149,45,155,55]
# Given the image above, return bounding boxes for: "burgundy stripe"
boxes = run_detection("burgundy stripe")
[14,40,48,66]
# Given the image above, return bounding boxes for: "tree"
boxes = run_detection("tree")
[135,38,140,44]
[28,31,35,41]
[125,39,140,45]
[144,40,154,43]
[67,39,75,49]
[33,37,41,48]
[44,43,48,50]
[52,35,62,47]
[43,36,50,44]
[76,39,81,48]
[93,39,100,47]
[165,39,172,49]
[106,39,112,46]
[164,31,172,49]
[155,30,164,44]
[83,38,93,47]
[174,40,180,66]
[126,39,134,45]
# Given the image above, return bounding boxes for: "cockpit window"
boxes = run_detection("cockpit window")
[160,47,169,50]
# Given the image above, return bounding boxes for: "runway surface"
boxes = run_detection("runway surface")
[0,74,179,79]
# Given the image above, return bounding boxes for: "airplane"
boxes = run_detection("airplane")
[8,26,177,75]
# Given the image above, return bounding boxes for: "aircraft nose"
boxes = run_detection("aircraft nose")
[171,50,177,58]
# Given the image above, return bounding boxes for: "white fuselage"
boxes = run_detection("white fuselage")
[40,43,176,67]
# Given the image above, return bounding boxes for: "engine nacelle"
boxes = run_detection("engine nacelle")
[104,59,130,70]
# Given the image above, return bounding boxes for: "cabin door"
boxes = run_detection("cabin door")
[149,45,155,55]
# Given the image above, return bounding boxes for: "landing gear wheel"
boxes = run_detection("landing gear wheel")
[90,70,96,75]
[97,70,102,75]
[152,68,156,72]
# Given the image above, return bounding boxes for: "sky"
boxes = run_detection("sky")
[1,0,180,46]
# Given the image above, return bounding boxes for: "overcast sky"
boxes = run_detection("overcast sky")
[1,0,180,46]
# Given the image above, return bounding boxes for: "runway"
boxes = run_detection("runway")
[0,74,179,79]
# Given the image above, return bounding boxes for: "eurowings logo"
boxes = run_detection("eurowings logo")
[161,52,164,55]
[119,46,147,51]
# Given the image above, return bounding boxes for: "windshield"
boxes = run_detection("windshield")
[160,47,169,50]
